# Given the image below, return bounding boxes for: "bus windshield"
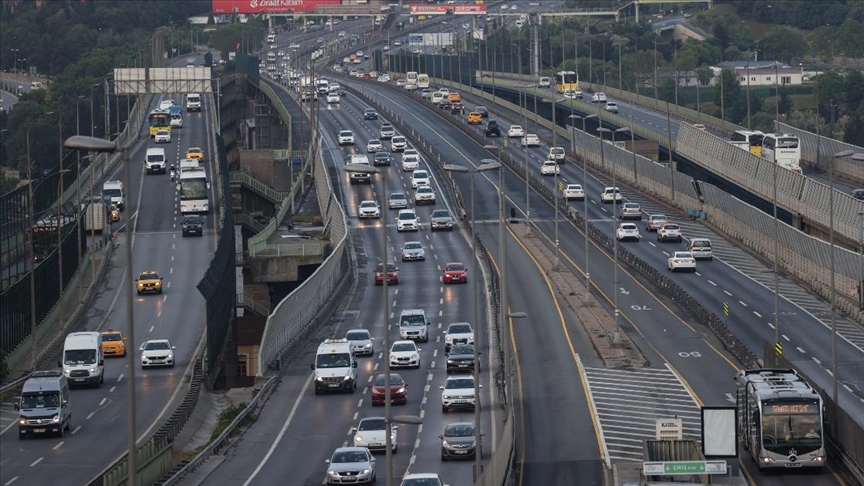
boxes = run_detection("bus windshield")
[180,179,208,199]
[761,400,823,453]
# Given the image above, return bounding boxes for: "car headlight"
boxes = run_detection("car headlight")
[396,387,405,394]
[362,469,371,475]
[89,368,97,373]
[19,418,26,425]
[328,470,338,476]
[167,353,174,360]
[355,436,363,443]
[52,414,61,423]
[412,354,419,361]
[442,440,450,447]
[447,359,455,365]
[316,376,324,382]
[343,374,352,381]
[364,343,372,348]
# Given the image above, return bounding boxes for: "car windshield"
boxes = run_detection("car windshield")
[692,240,710,248]
[64,349,96,365]
[373,374,404,386]
[401,315,425,327]
[450,345,474,355]
[446,264,465,271]
[652,215,667,221]
[359,418,385,431]
[445,424,475,437]
[398,213,416,220]
[332,451,368,464]
[346,331,370,341]
[103,333,122,342]
[184,216,202,224]
[404,242,422,250]
[621,224,636,230]
[402,479,442,486]
[393,137,405,143]
[665,225,680,230]
[20,392,61,409]
[377,264,397,273]
[418,187,432,194]
[391,194,406,201]
[340,131,352,137]
[446,378,474,389]
[360,202,377,208]
[392,342,416,352]
[449,324,472,334]
[368,139,381,145]
[625,204,639,209]
[140,272,159,280]
[432,210,450,218]
[414,172,427,178]
[316,353,351,368]
[144,341,171,350]
[103,189,122,198]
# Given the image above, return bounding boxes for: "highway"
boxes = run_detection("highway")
[0,81,216,484]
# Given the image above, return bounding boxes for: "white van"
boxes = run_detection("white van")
[185,93,201,112]
[145,148,166,175]
[170,112,183,128]
[399,309,429,342]
[179,158,200,173]
[688,238,714,260]
[310,338,357,394]
[62,332,104,388]
[15,370,72,438]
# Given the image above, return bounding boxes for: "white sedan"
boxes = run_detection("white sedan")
[352,417,398,453]
[390,340,421,368]
[414,186,436,205]
[154,130,171,143]
[507,125,525,138]
[540,160,559,176]
[522,134,540,147]
[563,88,583,99]
[326,92,340,104]
[401,241,426,261]
[616,223,641,242]
[668,251,697,272]
[563,184,584,200]
[140,339,175,368]
[401,154,420,171]
[358,200,381,219]
[366,139,384,153]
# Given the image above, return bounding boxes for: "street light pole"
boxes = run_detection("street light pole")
[569,114,596,299]
[26,127,36,370]
[831,151,854,403]
[515,84,536,233]
[596,126,630,344]
[63,135,135,485]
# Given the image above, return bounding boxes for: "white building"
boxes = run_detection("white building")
[661,61,804,88]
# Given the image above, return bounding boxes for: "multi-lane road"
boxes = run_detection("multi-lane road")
[0,83,216,484]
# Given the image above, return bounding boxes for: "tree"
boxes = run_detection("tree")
[757,27,807,64]
[715,68,743,122]
[778,92,794,116]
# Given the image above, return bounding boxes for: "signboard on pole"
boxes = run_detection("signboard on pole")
[409,5,487,15]
[643,461,728,476]
[212,0,340,14]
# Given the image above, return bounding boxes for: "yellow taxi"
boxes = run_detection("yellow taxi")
[467,112,482,124]
[693,123,708,132]
[135,270,163,295]
[448,92,461,103]
[109,204,120,222]
[101,329,128,357]
[185,147,204,161]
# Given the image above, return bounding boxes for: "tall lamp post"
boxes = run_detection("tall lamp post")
[63,135,135,484]
[596,126,630,344]
[569,114,597,298]
[443,159,500,480]
[514,83,536,233]
[542,98,569,268]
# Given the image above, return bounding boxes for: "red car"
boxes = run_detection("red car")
[369,373,408,405]
[375,262,399,285]
[442,262,468,284]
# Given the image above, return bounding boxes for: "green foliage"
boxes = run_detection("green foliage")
[210,403,255,441]
[756,27,808,64]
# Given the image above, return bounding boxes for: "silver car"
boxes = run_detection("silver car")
[430,209,454,231]
[345,329,374,356]
[401,241,426,261]
[388,193,408,210]
[440,421,476,460]
[325,447,376,485]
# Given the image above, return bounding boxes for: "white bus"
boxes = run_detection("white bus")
[729,130,764,157]
[179,168,210,213]
[405,71,418,90]
[762,133,802,174]
[736,369,826,471]
[417,73,430,89]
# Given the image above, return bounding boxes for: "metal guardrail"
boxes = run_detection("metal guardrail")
[233,212,267,234]
[156,375,278,486]
[229,171,291,204]
[257,81,293,154]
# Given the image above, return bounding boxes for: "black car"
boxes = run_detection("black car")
[373,151,392,166]
[476,106,489,118]
[485,120,501,137]
[852,189,864,200]
[450,103,464,115]
[364,109,378,120]
[445,344,475,374]
[182,214,203,237]
[439,99,452,110]
[440,422,477,460]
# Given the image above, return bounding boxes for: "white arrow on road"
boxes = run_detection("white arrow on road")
[619,287,630,295]
[725,393,735,404]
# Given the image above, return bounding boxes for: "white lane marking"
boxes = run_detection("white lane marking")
[117,374,124,383]
[753,311,762,318]
[99,398,107,406]
[149,325,155,333]
[782,334,790,342]
[723,290,732,296]
[87,412,95,420]
[71,426,81,435]
[5,476,19,485]
[707,280,717,286]
[797,347,806,354]
[813,357,821,365]
[109,386,116,393]
[739,301,747,307]
[53,441,64,450]
[29,458,43,467]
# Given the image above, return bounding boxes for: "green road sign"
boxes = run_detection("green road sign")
[643,460,727,476]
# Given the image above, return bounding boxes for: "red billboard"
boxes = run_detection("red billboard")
[212,0,341,14]
[409,5,487,15]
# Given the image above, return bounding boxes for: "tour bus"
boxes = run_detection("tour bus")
[762,133,802,174]
[179,168,210,213]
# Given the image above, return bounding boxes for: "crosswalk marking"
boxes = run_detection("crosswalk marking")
[584,365,701,462]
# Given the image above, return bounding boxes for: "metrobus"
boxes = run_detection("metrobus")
[730,130,764,157]
[148,109,171,137]
[179,168,210,213]
[762,133,802,174]
[735,369,826,471]
[417,73,430,89]
[555,71,579,94]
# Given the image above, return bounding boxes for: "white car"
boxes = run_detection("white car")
[366,139,384,153]
[388,193,408,209]
[507,125,525,138]
[402,154,420,171]
[154,129,171,143]
[396,78,407,87]
[158,100,176,110]
[592,91,608,103]
[391,136,407,152]
[338,130,355,145]
[668,251,697,272]
[396,209,419,231]
[600,186,622,203]
[401,241,426,261]
[345,328,374,356]
[563,88,583,99]
[403,148,420,158]
[548,146,565,160]
[170,116,183,128]
[443,322,474,352]
[140,339,175,368]
[540,160,559,176]
[356,50,364,57]
[326,447,376,485]
[618,202,642,220]
[616,223,641,242]
[563,184,584,200]
[440,376,480,413]
[390,340,421,368]
[414,186,436,205]
[352,416,398,453]
[646,214,668,231]
[358,200,381,219]
[522,134,540,147]
[605,101,619,113]
[411,170,430,188]
[438,88,450,96]
[657,223,683,242]
[326,93,340,103]
[377,74,391,82]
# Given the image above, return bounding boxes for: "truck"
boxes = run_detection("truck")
[82,196,108,232]
[102,181,124,211]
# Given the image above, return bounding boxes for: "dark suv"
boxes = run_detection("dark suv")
[182,215,203,237]
[476,106,489,118]
[485,120,501,137]
[364,109,378,120]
